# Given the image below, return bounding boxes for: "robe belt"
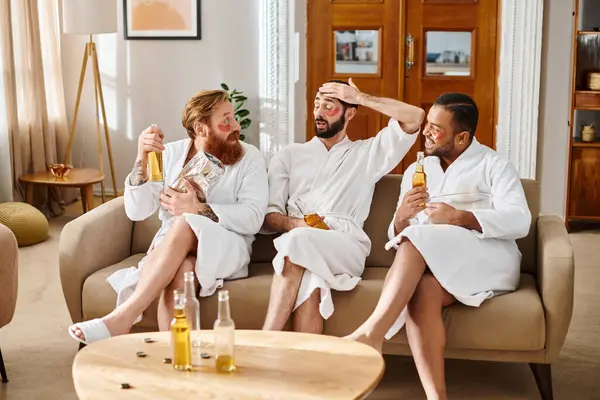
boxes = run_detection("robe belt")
[319,212,361,228]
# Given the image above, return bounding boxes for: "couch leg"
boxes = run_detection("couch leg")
[0,346,8,383]
[529,363,553,400]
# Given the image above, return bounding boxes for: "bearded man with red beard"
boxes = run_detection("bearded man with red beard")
[69,90,268,344]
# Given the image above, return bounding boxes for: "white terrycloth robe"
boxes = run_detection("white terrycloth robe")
[106,139,268,323]
[384,138,531,339]
[267,119,419,320]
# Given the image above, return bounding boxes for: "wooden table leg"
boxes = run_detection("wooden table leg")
[81,185,94,213]
[26,184,34,205]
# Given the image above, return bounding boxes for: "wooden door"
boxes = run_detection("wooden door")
[306,0,401,143]
[401,0,500,171]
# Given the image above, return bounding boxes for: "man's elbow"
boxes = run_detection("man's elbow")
[415,108,426,125]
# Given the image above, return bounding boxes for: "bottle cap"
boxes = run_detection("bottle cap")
[184,271,195,279]
[218,290,229,301]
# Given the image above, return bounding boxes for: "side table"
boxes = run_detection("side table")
[19,168,105,213]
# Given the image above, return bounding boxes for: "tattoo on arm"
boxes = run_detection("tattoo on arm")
[129,159,148,186]
[198,204,219,223]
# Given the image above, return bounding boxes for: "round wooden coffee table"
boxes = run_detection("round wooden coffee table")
[19,168,104,213]
[72,330,385,399]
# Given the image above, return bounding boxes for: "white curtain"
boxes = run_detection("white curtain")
[496,0,544,179]
[259,0,291,164]
[0,0,71,215]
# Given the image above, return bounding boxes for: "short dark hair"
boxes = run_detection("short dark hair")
[316,80,359,111]
[433,93,478,140]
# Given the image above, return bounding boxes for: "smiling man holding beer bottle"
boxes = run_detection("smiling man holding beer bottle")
[346,93,531,400]
[68,89,268,345]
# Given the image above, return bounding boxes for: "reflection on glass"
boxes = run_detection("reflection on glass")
[426,31,472,76]
[335,30,379,74]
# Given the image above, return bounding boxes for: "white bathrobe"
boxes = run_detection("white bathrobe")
[384,138,531,339]
[267,119,419,319]
[107,139,268,322]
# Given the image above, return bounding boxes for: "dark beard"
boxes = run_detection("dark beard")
[314,114,345,139]
[204,130,245,166]
[427,137,455,158]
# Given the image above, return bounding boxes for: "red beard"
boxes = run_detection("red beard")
[204,130,244,166]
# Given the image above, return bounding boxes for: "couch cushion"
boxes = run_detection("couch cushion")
[84,258,545,351]
[388,273,546,351]
[363,175,402,267]
[82,257,276,331]
[81,254,158,328]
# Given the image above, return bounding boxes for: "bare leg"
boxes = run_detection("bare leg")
[157,255,198,331]
[262,258,304,331]
[70,217,197,340]
[292,289,323,334]
[406,273,456,400]
[345,238,426,352]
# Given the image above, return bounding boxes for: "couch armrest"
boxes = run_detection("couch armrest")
[59,197,133,323]
[0,223,18,328]
[536,215,574,363]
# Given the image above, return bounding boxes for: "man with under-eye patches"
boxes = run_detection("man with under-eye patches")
[261,78,424,334]
[69,89,268,345]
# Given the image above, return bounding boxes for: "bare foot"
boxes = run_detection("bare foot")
[69,315,132,342]
[344,331,383,354]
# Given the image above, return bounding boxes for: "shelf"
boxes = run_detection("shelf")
[574,91,600,110]
[573,137,600,148]
[578,30,600,35]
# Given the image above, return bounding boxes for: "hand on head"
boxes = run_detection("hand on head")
[318,78,362,105]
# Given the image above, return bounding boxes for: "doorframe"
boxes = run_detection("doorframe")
[262,0,543,179]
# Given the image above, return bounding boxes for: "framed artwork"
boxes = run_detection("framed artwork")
[123,0,201,40]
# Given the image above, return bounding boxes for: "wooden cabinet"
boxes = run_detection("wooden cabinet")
[566,0,600,226]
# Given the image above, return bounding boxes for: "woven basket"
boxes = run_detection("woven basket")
[0,202,49,246]
[588,72,600,91]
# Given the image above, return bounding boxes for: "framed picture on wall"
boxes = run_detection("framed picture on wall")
[123,0,201,40]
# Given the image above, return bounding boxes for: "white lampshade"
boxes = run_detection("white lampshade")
[62,0,117,34]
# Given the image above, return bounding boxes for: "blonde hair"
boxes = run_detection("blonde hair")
[181,90,229,139]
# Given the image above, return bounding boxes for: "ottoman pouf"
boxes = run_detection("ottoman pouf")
[0,202,49,246]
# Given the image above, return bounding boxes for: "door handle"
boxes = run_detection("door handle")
[406,34,415,70]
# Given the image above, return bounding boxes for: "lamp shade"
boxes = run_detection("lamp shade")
[62,0,117,34]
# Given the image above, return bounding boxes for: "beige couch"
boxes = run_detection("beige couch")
[60,175,573,400]
[0,223,18,383]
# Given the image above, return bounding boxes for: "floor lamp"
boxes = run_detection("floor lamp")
[62,0,118,202]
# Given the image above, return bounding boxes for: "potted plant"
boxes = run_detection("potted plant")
[221,83,251,141]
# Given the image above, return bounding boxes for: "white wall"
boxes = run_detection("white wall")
[60,0,259,194]
[537,0,575,218]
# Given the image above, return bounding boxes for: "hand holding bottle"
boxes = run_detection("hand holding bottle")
[137,124,165,160]
[395,186,429,223]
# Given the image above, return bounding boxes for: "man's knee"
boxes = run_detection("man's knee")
[282,257,305,276]
[170,216,194,238]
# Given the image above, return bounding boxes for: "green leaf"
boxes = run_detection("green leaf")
[221,83,229,91]
[240,134,246,141]
[232,90,241,95]
[237,109,250,118]
[235,101,243,111]
[233,95,247,102]
[240,119,251,129]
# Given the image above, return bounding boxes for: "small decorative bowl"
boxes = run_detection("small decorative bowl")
[48,163,73,178]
